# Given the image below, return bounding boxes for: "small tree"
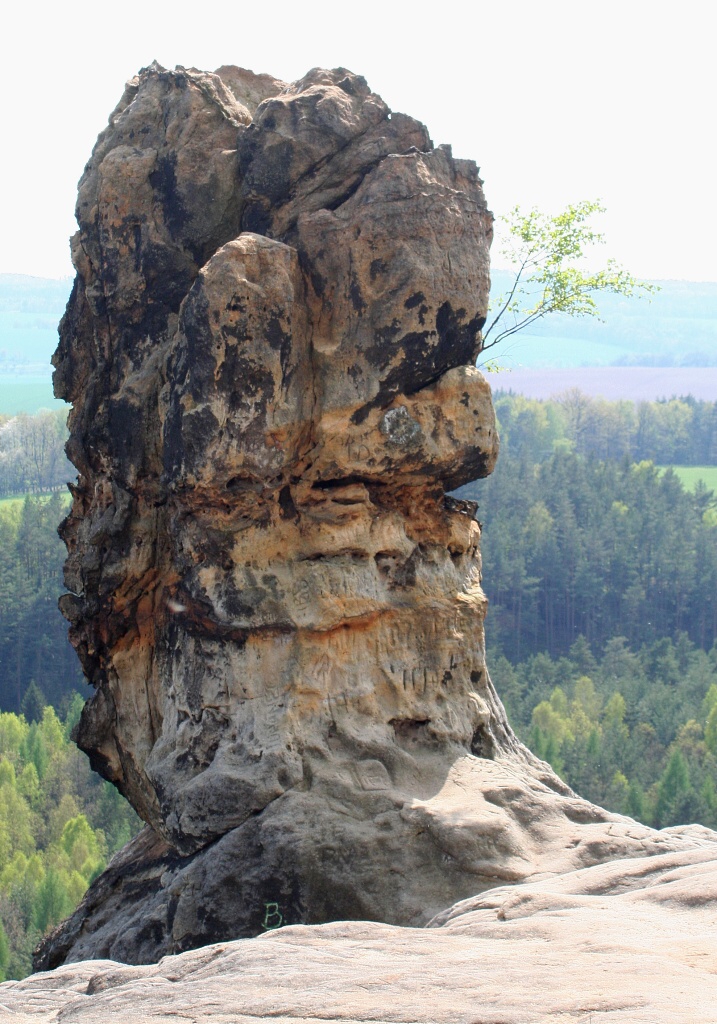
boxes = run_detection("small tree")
[481,200,655,356]
[20,682,46,725]
[655,748,693,826]
[32,868,71,935]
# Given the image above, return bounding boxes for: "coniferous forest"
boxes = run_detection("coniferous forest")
[456,391,717,658]
[0,394,717,977]
[455,389,717,845]
[0,493,83,714]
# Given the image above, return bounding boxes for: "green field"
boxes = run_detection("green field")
[658,466,717,491]
[0,491,71,510]
[0,377,66,414]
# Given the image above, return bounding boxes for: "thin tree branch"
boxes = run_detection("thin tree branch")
[483,256,531,343]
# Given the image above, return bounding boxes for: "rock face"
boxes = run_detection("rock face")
[12,842,717,1023]
[38,62,717,969]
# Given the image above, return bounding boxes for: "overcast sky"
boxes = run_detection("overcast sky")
[2,0,714,282]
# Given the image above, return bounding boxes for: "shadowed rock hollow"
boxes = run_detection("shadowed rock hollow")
[36,62,716,970]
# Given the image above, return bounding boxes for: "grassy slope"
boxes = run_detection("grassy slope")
[0,492,71,510]
[657,466,717,491]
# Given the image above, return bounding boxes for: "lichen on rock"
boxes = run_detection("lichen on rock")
[37,61,714,970]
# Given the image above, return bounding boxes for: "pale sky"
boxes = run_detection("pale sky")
[3,0,714,282]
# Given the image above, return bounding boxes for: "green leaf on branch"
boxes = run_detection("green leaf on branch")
[481,200,657,355]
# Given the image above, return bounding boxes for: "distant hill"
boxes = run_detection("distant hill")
[487,271,717,369]
[0,274,71,413]
[1,272,717,414]
[484,366,717,402]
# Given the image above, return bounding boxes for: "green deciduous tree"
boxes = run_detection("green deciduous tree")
[483,635,717,829]
[32,868,71,934]
[481,201,655,356]
[0,704,141,979]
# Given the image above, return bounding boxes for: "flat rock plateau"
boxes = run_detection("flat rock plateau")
[4,61,715,1021]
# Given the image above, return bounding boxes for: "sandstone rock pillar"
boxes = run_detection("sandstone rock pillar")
[37,63,690,970]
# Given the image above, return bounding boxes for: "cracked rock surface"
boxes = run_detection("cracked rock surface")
[37,62,717,970]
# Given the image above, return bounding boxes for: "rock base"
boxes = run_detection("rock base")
[35,753,716,969]
[12,837,717,1024]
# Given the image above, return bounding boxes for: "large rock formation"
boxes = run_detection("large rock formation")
[37,62,717,969]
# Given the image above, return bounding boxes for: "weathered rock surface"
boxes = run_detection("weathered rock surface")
[39,60,717,971]
[10,841,717,1023]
